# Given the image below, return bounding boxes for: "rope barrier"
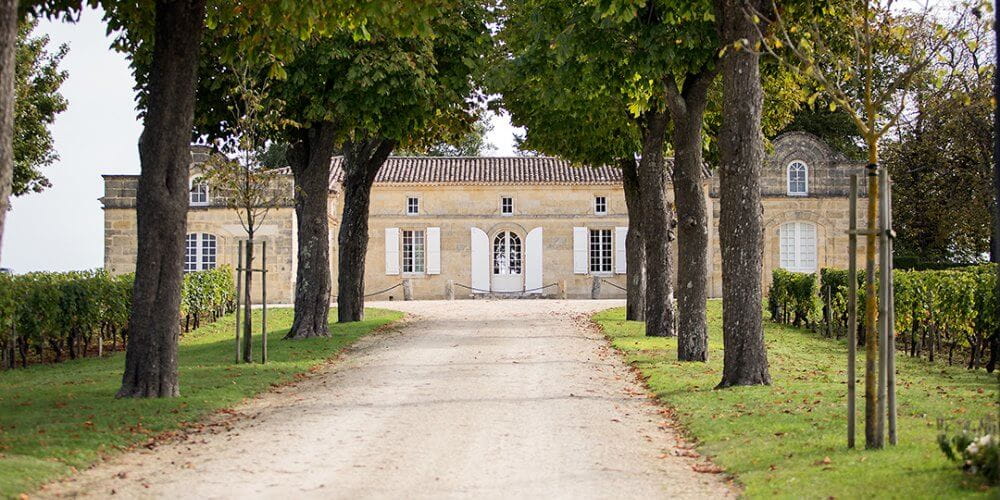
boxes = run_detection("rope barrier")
[600,278,628,292]
[454,282,559,295]
[332,282,404,300]
[364,282,404,298]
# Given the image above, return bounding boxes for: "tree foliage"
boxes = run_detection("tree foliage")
[882,9,994,263]
[12,18,67,197]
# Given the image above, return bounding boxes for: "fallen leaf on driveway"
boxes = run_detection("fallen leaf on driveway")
[692,463,725,474]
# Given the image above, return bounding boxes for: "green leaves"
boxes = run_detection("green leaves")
[0,267,236,365]
[12,19,68,197]
[782,264,999,368]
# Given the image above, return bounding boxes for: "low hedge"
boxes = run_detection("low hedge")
[769,264,999,371]
[0,267,235,369]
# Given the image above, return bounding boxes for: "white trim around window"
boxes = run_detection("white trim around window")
[189,177,209,206]
[594,195,608,215]
[779,222,817,273]
[184,233,217,272]
[406,196,420,215]
[500,196,514,216]
[589,228,613,274]
[401,229,426,274]
[787,160,808,196]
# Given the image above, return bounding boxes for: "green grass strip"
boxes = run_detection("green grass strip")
[0,307,403,496]
[593,301,998,499]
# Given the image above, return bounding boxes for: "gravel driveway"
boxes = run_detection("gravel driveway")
[41,300,733,499]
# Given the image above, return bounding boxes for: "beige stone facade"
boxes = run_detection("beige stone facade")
[101,132,868,304]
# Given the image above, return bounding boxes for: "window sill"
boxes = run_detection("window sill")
[786,193,808,197]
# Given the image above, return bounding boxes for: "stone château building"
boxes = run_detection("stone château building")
[100,132,867,303]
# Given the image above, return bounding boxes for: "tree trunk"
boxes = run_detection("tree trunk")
[666,71,714,362]
[285,122,337,339]
[986,331,998,373]
[636,108,676,337]
[993,0,999,264]
[619,157,646,322]
[714,0,771,387]
[117,0,206,399]
[0,0,16,264]
[337,137,395,323]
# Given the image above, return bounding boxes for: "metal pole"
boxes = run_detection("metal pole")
[887,174,897,445]
[235,239,243,364]
[848,174,858,449]
[261,240,267,364]
[877,167,889,448]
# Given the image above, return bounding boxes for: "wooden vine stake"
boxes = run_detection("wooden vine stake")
[261,240,267,364]
[235,239,244,364]
[879,168,897,445]
[847,175,858,449]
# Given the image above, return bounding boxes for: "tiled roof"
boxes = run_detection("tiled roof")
[328,156,626,188]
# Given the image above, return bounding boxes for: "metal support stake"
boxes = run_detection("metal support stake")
[235,239,243,364]
[847,174,858,449]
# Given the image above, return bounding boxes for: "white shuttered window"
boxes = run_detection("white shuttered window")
[385,228,400,275]
[779,222,817,273]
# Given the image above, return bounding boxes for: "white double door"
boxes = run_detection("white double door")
[492,231,523,292]
[470,227,543,294]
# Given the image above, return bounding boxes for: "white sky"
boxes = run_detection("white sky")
[0,9,521,273]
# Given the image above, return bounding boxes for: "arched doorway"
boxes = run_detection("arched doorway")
[492,230,523,292]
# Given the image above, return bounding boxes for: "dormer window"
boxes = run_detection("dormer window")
[787,161,808,196]
[594,196,607,215]
[190,177,209,206]
[501,196,513,215]
[406,196,419,215]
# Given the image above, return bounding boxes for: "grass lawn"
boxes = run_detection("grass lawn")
[593,300,999,499]
[0,307,402,496]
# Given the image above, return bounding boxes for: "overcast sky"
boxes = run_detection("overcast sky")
[0,9,521,273]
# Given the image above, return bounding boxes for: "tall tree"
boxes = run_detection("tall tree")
[332,4,490,322]
[489,0,647,320]
[649,1,720,360]
[114,0,207,398]
[713,0,772,387]
[995,0,1000,265]
[497,0,679,336]
[0,0,17,265]
[13,18,67,197]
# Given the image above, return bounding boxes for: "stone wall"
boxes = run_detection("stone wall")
[103,132,869,304]
[707,131,870,296]
[331,184,651,300]
[102,173,298,304]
